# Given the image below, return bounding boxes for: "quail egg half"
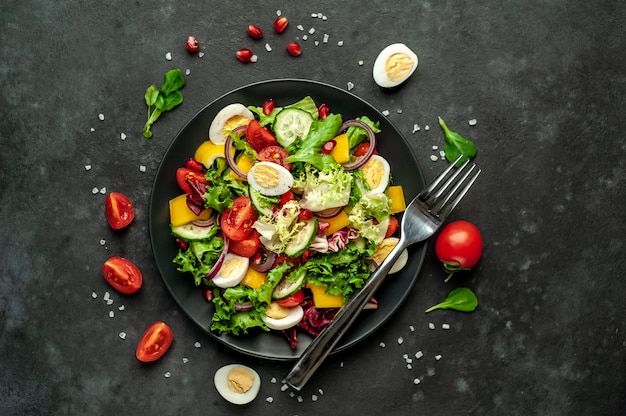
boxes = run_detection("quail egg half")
[372,43,418,88]
[214,364,261,405]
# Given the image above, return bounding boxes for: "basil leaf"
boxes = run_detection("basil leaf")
[425,287,478,313]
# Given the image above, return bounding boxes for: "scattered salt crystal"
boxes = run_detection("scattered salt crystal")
[119,332,126,340]
[311,13,317,18]
[118,305,125,311]
[308,28,316,35]
[182,357,189,363]
[100,239,106,246]
[337,40,344,46]
[194,341,201,348]
[430,155,438,162]
[91,292,98,299]
[315,41,319,46]
[340,362,344,367]
[432,145,439,150]
[414,378,421,385]
[165,52,172,61]
[289,391,295,397]
[412,124,420,133]
[85,165,92,171]
[100,187,106,194]
[358,60,364,66]
[347,82,354,91]
[406,358,413,364]
[302,35,308,41]
[382,110,390,116]
[322,15,327,21]
[297,24,304,31]
[106,298,113,306]
[435,354,442,361]
[297,395,303,403]
[164,371,171,378]
[379,342,386,348]
[250,55,258,63]
[90,127,95,132]
[139,165,146,172]
[403,354,409,359]
[281,383,289,391]
[265,43,272,52]
[98,113,105,121]
[397,109,403,114]
[407,364,413,369]
[270,377,277,383]
[409,325,415,332]
[428,322,435,329]
[198,52,205,58]
[311,394,318,401]
[442,323,450,330]
[185,68,190,75]
[323,34,329,43]
[120,132,127,140]
[469,119,477,126]
[318,388,324,395]
[276,9,281,16]
[427,367,436,376]
[415,351,423,359]
[266,397,274,403]
[103,292,110,301]
[109,311,114,318]
[397,337,404,345]
[424,125,430,131]
[440,150,446,158]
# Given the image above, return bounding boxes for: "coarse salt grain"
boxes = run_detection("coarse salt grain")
[266,397,274,403]
[276,9,281,16]
[469,119,477,126]
[91,292,97,299]
[347,82,354,91]
[302,35,308,41]
[407,364,412,369]
[297,24,304,31]
[414,378,421,385]
[397,109,403,114]
[85,165,92,171]
[415,351,423,359]
[435,355,442,361]
[425,125,430,131]
[428,322,435,329]
[164,371,171,378]
[379,342,386,348]
[139,165,146,172]
[194,341,201,348]
[442,323,450,330]
[270,377,277,383]
[250,55,258,63]
[120,132,126,140]
[119,332,126,340]
[100,239,106,245]
[323,34,329,43]
[100,187,106,194]
[198,52,204,58]
[104,292,110,301]
[281,384,289,391]
[165,52,172,61]
[90,127,95,132]
[337,40,344,46]
[311,394,318,401]
[432,145,439,150]
[412,124,420,133]
[318,388,324,395]
[106,299,113,306]
[382,110,390,116]
[185,68,190,75]
[289,391,295,398]
[315,41,319,46]
[340,362,344,367]
[109,311,114,318]
[358,60,364,66]
[99,114,105,121]
[397,337,404,345]
[309,28,316,35]
[297,396,303,403]
[409,325,415,332]
[182,357,189,363]
[430,155,438,162]
[265,43,272,52]
[440,150,446,158]
[118,305,125,311]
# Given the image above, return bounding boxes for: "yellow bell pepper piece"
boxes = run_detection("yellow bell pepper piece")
[308,283,345,308]
[329,133,350,164]
[169,194,212,227]
[194,141,235,169]
[322,209,351,235]
[230,154,255,181]
[241,267,267,290]
[387,185,407,213]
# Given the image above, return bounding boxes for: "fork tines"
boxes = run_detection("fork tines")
[417,154,481,219]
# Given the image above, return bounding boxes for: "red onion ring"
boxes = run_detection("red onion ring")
[191,212,216,227]
[234,301,254,312]
[232,125,247,136]
[315,206,344,218]
[224,135,248,179]
[339,119,377,171]
[250,249,277,273]
[206,237,229,279]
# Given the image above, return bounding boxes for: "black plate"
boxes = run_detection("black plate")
[149,79,427,360]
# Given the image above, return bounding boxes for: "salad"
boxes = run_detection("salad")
[168,96,408,349]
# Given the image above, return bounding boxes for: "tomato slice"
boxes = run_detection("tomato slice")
[102,256,142,294]
[385,215,399,238]
[136,321,173,363]
[279,191,295,207]
[220,196,258,241]
[228,230,261,257]
[246,119,278,152]
[257,145,292,170]
[275,289,305,307]
[176,167,208,195]
[104,192,135,230]
[353,142,378,157]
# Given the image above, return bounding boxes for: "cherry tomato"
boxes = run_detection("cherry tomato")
[353,142,378,157]
[435,220,483,282]
[221,196,258,241]
[104,192,135,230]
[276,253,301,267]
[279,191,296,207]
[102,256,142,294]
[298,209,314,221]
[257,145,292,170]
[275,289,305,307]
[136,321,173,363]
[228,230,261,257]
[246,119,278,152]
[185,157,203,171]
[385,215,399,238]
[176,167,208,195]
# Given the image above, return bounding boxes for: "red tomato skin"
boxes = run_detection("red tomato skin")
[102,256,142,294]
[105,192,135,230]
[385,216,399,238]
[257,145,292,170]
[353,142,378,157]
[228,230,261,257]
[435,220,483,268]
[176,168,207,195]
[136,321,173,363]
[275,289,305,307]
[246,119,278,152]
[220,196,258,241]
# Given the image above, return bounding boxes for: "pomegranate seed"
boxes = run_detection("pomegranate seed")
[203,289,214,302]
[236,48,253,63]
[176,238,189,250]
[185,157,203,171]
[274,16,288,33]
[247,24,263,39]
[298,209,314,221]
[321,139,336,154]
[286,41,302,57]
[318,103,330,119]
[262,99,276,115]
[185,35,199,53]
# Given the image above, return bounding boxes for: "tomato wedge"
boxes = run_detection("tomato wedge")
[353,142,378,157]
[385,215,399,238]
[246,119,278,152]
[276,289,305,307]
[221,196,258,241]
[136,321,173,363]
[102,256,142,294]
[104,192,135,230]
[176,167,208,195]
[228,229,261,257]
[257,145,291,170]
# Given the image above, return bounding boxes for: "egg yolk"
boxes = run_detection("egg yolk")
[372,239,398,264]
[222,115,251,138]
[265,302,291,319]
[361,157,385,189]
[221,258,246,279]
[385,53,414,82]
[227,366,255,394]
[253,164,280,188]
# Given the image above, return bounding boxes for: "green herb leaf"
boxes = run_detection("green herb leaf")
[162,90,183,111]
[438,117,477,165]
[425,287,478,313]
[142,69,185,138]
[145,85,159,107]
[160,69,185,95]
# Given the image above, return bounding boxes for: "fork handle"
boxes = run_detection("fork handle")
[283,237,409,390]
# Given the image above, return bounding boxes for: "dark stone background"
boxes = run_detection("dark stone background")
[1,1,624,415]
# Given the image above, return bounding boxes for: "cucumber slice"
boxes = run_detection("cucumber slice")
[284,217,318,258]
[272,269,306,299]
[248,186,275,217]
[274,108,314,148]
[171,223,217,242]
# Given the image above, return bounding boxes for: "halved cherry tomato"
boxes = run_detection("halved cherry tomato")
[279,191,296,207]
[221,196,258,241]
[385,215,399,238]
[176,167,208,195]
[185,157,203,171]
[298,209,314,221]
[102,256,142,294]
[276,253,301,267]
[246,119,278,152]
[353,142,378,157]
[435,220,483,281]
[276,289,305,307]
[257,145,291,170]
[136,321,173,363]
[228,229,261,257]
[104,192,135,230]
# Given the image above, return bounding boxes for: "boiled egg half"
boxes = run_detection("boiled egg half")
[262,302,304,330]
[372,237,408,274]
[372,43,418,88]
[208,103,254,144]
[214,364,261,405]
[212,253,249,288]
[360,155,391,194]
[247,161,294,196]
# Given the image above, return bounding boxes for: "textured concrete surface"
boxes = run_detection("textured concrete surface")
[1,1,625,415]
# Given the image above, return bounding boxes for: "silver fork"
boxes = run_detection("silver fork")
[283,154,481,390]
